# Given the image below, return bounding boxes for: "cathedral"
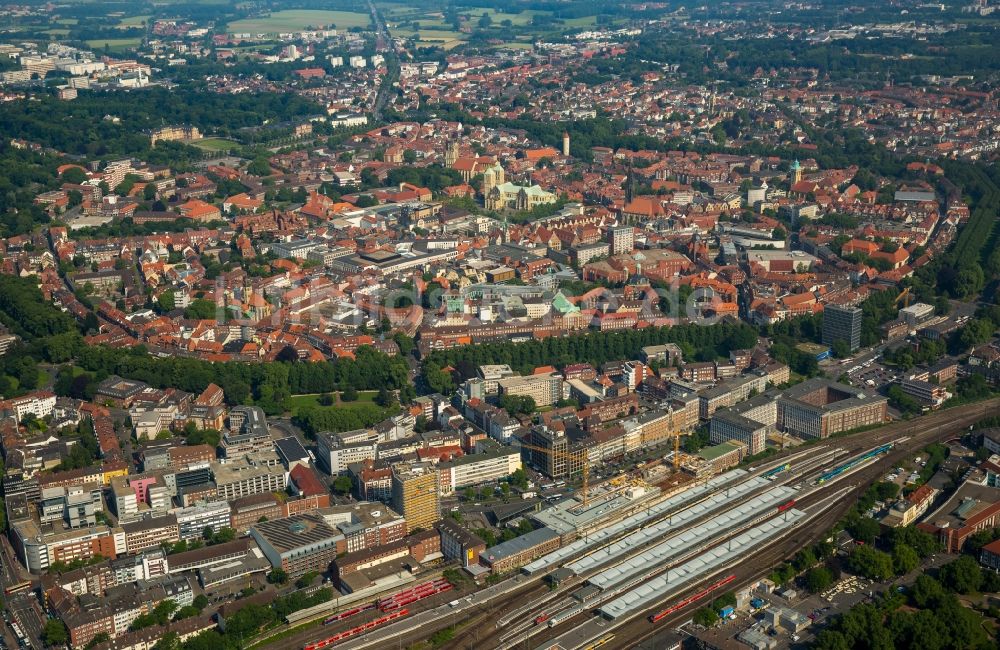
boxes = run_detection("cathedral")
[482,162,557,212]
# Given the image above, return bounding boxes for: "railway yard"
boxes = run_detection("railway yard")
[269,397,1000,650]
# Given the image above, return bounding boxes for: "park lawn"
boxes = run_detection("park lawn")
[227,10,371,34]
[86,38,141,51]
[284,391,378,414]
[561,15,605,27]
[191,137,239,151]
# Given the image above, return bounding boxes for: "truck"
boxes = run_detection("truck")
[448,600,460,608]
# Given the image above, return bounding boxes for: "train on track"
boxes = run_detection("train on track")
[649,574,737,623]
[304,608,410,649]
[761,463,791,480]
[323,604,375,625]
[816,444,892,484]
[377,577,452,612]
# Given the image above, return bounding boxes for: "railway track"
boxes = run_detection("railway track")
[440,398,999,650]
[287,399,998,650]
[586,403,998,650]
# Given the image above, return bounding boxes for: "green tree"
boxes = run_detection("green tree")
[891,543,919,576]
[247,157,271,176]
[42,619,68,647]
[60,167,88,185]
[693,607,718,627]
[805,566,834,592]
[296,570,319,589]
[184,298,217,320]
[847,545,894,581]
[938,555,982,594]
[333,475,353,495]
[847,517,881,545]
[267,568,289,585]
[910,574,946,608]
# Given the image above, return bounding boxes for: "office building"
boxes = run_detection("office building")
[438,518,486,569]
[822,304,863,352]
[317,431,378,474]
[777,378,887,439]
[250,513,343,577]
[174,501,232,540]
[211,461,286,501]
[222,406,270,458]
[438,440,522,495]
[391,462,440,531]
[608,225,635,255]
[497,373,564,408]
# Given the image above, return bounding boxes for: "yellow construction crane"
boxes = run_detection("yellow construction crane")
[518,442,591,507]
[894,286,911,309]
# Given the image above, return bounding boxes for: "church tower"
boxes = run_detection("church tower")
[625,161,635,205]
[483,161,504,196]
[562,131,570,157]
[445,140,459,168]
[790,159,802,185]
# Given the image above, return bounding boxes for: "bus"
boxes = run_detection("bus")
[4,581,31,595]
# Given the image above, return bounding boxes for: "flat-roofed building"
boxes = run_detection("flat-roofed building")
[391,462,440,531]
[250,513,343,577]
[122,515,179,554]
[438,518,486,569]
[317,430,377,474]
[480,527,560,574]
[211,461,285,501]
[710,409,768,455]
[777,378,887,439]
[222,406,270,458]
[438,439,521,495]
[497,373,564,408]
[822,304,862,352]
[320,502,407,554]
[174,500,232,540]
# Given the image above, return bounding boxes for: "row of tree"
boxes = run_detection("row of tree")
[424,320,759,381]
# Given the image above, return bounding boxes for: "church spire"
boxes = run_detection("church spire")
[625,159,635,204]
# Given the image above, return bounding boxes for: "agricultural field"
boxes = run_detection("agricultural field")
[85,38,142,51]
[226,9,371,34]
[380,1,610,50]
[118,15,151,27]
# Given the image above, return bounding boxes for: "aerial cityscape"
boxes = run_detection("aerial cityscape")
[0,0,997,648]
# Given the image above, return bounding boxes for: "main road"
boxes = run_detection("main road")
[366,0,398,122]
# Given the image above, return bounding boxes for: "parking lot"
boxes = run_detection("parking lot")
[843,358,899,391]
